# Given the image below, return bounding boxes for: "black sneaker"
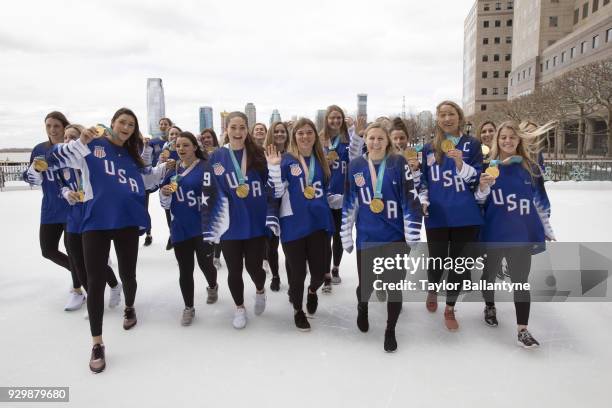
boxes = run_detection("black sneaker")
[294,310,311,331]
[517,329,540,349]
[306,292,318,315]
[166,238,173,251]
[322,277,332,294]
[484,305,498,327]
[123,307,137,330]
[270,276,280,292]
[331,267,341,284]
[143,234,152,247]
[89,344,106,373]
[357,302,369,332]
[384,328,397,353]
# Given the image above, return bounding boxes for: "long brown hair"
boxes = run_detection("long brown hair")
[265,121,290,152]
[177,131,207,161]
[433,100,466,164]
[390,117,414,146]
[44,111,70,144]
[476,121,497,143]
[319,105,349,145]
[110,108,144,168]
[289,118,331,182]
[225,111,266,173]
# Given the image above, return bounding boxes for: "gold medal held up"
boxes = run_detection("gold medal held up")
[169,181,178,193]
[95,125,106,137]
[370,198,384,214]
[485,166,500,179]
[441,140,455,153]
[33,158,48,172]
[77,190,85,202]
[236,183,250,198]
[481,145,490,156]
[327,151,339,162]
[303,185,316,200]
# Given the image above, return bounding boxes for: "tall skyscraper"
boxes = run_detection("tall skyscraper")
[316,110,327,132]
[462,0,514,116]
[357,94,368,122]
[220,111,230,137]
[199,106,213,132]
[147,78,166,138]
[245,103,256,129]
[270,109,282,125]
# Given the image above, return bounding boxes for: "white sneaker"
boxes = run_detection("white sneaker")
[64,289,86,311]
[232,307,247,329]
[262,260,270,274]
[254,291,266,316]
[213,257,222,270]
[109,283,122,308]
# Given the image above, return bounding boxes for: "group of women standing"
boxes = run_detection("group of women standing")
[25,100,554,373]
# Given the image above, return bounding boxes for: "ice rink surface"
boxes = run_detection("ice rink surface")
[1,181,611,408]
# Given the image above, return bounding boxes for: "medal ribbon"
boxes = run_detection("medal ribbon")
[298,154,316,187]
[367,155,387,200]
[172,159,200,183]
[228,147,247,185]
[444,134,461,146]
[328,136,340,152]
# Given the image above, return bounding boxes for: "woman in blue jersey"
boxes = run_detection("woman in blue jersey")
[341,123,422,352]
[266,118,334,331]
[46,107,158,373]
[319,105,351,291]
[158,125,182,250]
[264,121,290,292]
[199,128,223,269]
[419,101,483,331]
[476,121,555,348]
[59,125,122,314]
[23,111,85,311]
[202,112,268,330]
[160,132,218,326]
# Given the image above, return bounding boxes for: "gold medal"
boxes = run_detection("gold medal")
[207,147,216,154]
[485,166,500,179]
[77,190,85,202]
[169,181,178,192]
[481,145,490,156]
[327,151,339,162]
[95,125,106,137]
[303,185,316,199]
[404,148,417,160]
[369,198,384,214]
[33,158,48,172]
[236,183,250,198]
[441,139,455,153]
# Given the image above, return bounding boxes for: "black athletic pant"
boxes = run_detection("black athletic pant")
[325,209,344,272]
[282,230,328,312]
[425,226,480,307]
[221,237,266,306]
[173,237,218,307]
[214,244,222,259]
[39,223,80,289]
[65,232,118,292]
[356,243,407,329]
[266,236,280,278]
[144,191,152,235]
[82,227,139,337]
[482,246,532,326]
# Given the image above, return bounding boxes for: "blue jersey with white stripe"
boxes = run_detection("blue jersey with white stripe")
[56,168,85,234]
[270,153,335,243]
[23,142,69,225]
[45,138,151,233]
[324,137,349,197]
[341,154,422,251]
[202,147,269,241]
[149,137,167,167]
[419,135,483,229]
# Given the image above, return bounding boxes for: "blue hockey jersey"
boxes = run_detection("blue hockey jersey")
[324,137,350,209]
[56,167,85,234]
[341,154,422,252]
[419,135,484,229]
[149,137,167,167]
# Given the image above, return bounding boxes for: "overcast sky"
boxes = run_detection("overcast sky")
[0,0,474,148]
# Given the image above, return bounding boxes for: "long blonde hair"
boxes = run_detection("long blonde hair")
[288,118,331,182]
[319,105,349,145]
[265,121,289,152]
[363,122,396,157]
[490,121,550,177]
[433,100,466,164]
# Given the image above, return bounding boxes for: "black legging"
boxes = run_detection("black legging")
[82,227,139,337]
[221,237,266,306]
[266,236,280,278]
[425,226,480,307]
[144,191,152,235]
[214,244,222,259]
[282,230,328,312]
[482,246,532,325]
[39,223,80,289]
[173,237,218,307]
[326,209,344,271]
[65,232,118,292]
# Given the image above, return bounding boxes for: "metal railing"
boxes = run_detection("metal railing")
[0,162,29,190]
[543,160,612,182]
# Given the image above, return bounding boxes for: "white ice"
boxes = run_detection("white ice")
[0,181,611,408]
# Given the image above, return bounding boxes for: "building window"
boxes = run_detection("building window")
[529,67,532,76]
[481,88,488,95]
[481,104,488,111]
[494,54,500,61]
[522,70,526,79]
[505,53,511,61]
[484,3,490,11]
[495,20,501,27]
[482,55,489,62]
[482,71,488,79]
[604,0,610,6]
[505,70,510,78]
[546,60,550,70]
[561,51,566,62]
[484,20,490,28]
[593,35,600,48]
[594,0,599,12]
[607,28,612,43]
[496,2,501,10]
[507,1,513,10]
[493,88,499,95]
[581,41,588,53]
[510,78,514,86]
[494,37,501,44]
[506,36,512,44]
[574,9,579,24]
[483,38,489,45]
[553,56,558,66]
[548,40,556,46]
[504,87,508,95]
[540,63,543,71]
[549,16,558,27]
[494,71,500,78]
[571,47,576,58]
[507,19,513,27]
[583,2,589,19]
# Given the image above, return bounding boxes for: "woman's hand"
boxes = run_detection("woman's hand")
[408,158,420,172]
[80,127,98,145]
[161,184,174,196]
[478,173,496,192]
[446,149,464,170]
[265,145,281,165]
[421,202,429,217]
